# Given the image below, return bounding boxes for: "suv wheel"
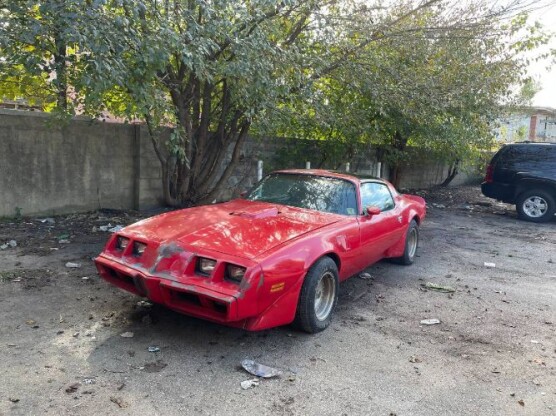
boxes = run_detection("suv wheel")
[516,189,556,223]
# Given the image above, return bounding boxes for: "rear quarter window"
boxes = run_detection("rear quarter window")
[491,146,510,165]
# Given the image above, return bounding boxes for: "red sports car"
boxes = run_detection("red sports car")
[95,170,426,333]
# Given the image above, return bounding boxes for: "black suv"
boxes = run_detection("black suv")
[481,142,556,222]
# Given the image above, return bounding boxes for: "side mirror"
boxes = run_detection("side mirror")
[366,206,381,216]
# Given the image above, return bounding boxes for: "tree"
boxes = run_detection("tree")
[263,2,550,187]
[95,0,468,205]
[1,1,89,110]
[1,0,550,201]
[3,0,452,204]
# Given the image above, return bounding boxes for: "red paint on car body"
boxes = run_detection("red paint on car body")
[95,170,426,331]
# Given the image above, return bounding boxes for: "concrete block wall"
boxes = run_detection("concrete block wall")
[0,109,477,217]
[398,155,478,189]
[137,125,166,209]
[0,110,164,217]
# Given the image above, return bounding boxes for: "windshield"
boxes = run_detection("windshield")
[246,173,358,216]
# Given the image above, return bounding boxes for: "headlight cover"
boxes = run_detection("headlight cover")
[132,241,147,257]
[115,236,130,251]
[197,257,217,275]
[226,264,246,283]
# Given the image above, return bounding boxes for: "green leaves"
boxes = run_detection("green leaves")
[260,1,551,182]
[1,1,552,200]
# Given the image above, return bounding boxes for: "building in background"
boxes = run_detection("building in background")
[495,107,556,143]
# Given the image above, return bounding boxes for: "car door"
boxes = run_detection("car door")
[357,182,405,269]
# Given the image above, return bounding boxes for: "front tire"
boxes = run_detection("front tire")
[516,189,556,223]
[393,220,419,265]
[294,257,339,334]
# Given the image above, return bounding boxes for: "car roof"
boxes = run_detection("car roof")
[273,169,385,184]
[505,142,556,146]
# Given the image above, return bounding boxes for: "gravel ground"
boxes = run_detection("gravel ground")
[0,186,554,416]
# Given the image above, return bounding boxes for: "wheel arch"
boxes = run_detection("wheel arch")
[514,180,556,200]
[322,252,341,274]
[294,253,340,333]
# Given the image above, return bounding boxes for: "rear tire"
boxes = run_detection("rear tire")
[294,257,339,334]
[393,220,419,265]
[516,189,556,223]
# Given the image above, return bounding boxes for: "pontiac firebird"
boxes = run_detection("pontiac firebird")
[94,170,426,333]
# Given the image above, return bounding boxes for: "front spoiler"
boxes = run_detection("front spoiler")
[95,255,247,327]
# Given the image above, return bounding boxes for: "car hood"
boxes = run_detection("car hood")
[123,199,343,259]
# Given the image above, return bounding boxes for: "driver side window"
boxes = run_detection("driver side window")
[360,182,395,212]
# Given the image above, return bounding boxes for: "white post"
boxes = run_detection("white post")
[376,162,382,178]
[257,160,263,181]
[345,162,350,172]
[305,161,311,169]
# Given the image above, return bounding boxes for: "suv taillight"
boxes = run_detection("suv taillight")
[484,164,494,183]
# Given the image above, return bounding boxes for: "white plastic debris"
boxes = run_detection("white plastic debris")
[420,318,441,325]
[120,332,134,338]
[422,282,456,293]
[241,359,282,378]
[484,262,496,268]
[59,239,70,244]
[2,240,17,249]
[137,300,153,308]
[240,379,260,390]
[147,346,160,353]
[39,218,55,224]
[98,224,112,232]
[359,272,373,280]
[98,224,124,232]
[65,262,81,268]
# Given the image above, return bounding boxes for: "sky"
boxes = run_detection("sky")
[529,2,556,107]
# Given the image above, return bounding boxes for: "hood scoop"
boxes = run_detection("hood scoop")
[230,207,280,219]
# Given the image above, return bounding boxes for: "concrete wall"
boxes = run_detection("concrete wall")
[0,110,164,217]
[0,109,476,217]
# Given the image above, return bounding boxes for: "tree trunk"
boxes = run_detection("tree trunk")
[388,130,408,188]
[440,161,460,187]
[390,164,402,188]
[53,24,67,110]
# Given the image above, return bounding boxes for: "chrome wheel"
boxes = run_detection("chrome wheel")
[407,227,418,259]
[522,196,548,218]
[314,272,336,321]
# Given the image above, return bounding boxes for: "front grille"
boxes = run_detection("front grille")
[97,264,138,294]
[172,290,202,307]
[165,286,229,318]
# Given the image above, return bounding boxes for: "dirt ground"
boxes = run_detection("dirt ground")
[1,186,554,416]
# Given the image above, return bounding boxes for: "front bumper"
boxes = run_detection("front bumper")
[95,255,245,326]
